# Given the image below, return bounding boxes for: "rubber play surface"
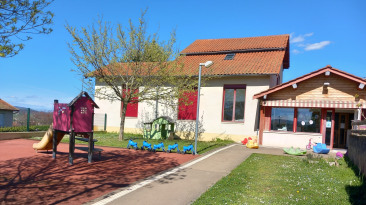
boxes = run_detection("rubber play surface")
[0,139,196,204]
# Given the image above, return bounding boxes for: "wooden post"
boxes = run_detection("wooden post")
[69,130,75,165]
[88,132,93,163]
[52,130,57,159]
[330,109,335,149]
[69,106,75,165]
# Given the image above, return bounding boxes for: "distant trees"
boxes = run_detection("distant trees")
[13,108,52,126]
[0,0,54,57]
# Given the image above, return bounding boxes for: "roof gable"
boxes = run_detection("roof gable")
[68,91,99,108]
[253,65,366,99]
[0,99,19,111]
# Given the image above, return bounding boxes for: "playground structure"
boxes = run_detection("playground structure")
[153,142,165,152]
[125,140,191,154]
[182,144,195,155]
[127,139,139,150]
[140,140,152,151]
[32,91,99,164]
[166,143,180,153]
[143,116,175,140]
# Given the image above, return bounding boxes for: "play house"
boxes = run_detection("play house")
[254,65,366,149]
[143,116,175,139]
[53,91,99,164]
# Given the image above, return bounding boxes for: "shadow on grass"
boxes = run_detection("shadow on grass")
[344,156,366,205]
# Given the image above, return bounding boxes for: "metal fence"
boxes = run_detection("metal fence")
[94,113,107,131]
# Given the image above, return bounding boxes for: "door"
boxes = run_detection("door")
[334,113,349,148]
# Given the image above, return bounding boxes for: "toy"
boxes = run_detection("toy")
[182,144,195,155]
[283,147,307,155]
[241,137,252,145]
[246,139,259,149]
[306,138,313,150]
[141,140,152,151]
[336,152,344,159]
[153,142,165,152]
[127,139,139,150]
[166,143,180,153]
[313,143,330,154]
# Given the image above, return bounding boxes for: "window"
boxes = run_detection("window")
[222,85,246,122]
[224,53,235,60]
[296,108,321,133]
[178,88,197,120]
[271,108,294,131]
[121,89,139,117]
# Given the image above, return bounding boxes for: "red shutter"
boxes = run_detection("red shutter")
[122,89,139,117]
[178,89,197,120]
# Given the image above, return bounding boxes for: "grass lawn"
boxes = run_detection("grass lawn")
[193,154,366,205]
[31,131,234,155]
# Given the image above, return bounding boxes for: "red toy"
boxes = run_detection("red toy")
[241,137,252,145]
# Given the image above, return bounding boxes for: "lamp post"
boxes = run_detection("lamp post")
[195,61,213,154]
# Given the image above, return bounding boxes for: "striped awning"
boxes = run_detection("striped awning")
[262,100,366,109]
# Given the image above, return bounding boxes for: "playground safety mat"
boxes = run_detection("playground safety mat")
[0,139,196,204]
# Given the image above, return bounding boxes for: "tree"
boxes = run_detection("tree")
[66,10,196,140]
[0,0,54,57]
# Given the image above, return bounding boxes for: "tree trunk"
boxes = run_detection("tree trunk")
[119,100,128,141]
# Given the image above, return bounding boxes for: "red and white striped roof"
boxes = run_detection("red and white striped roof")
[262,100,366,109]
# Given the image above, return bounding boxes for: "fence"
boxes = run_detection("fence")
[349,120,366,177]
[94,113,107,131]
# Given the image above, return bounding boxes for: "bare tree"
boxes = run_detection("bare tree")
[66,10,196,140]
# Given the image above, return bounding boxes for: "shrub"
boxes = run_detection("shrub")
[0,125,49,132]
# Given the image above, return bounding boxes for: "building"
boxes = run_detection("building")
[95,34,290,142]
[254,65,366,149]
[0,99,19,127]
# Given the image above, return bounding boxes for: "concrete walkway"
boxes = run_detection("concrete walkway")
[90,144,285,205]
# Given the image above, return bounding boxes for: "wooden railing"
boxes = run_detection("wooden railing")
[351,120,366,134]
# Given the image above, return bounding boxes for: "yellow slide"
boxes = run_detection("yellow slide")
[33,124,65,151]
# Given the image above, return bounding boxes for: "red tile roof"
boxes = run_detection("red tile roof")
[179,34,290,76]
[93,35,290,77]
[181,34,289,54]
[0,99,19,111]
[179,51,286,76]
[253,65,366,99]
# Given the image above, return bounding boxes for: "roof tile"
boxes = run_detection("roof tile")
[181,34,289,54]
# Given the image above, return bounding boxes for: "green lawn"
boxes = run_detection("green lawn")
[193,153,366,205]
[31,131,234,155]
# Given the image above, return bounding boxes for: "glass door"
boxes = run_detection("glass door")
[325,111,332,146]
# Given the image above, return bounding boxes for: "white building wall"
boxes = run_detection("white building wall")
[95,75,272,141]
[262,131,322,148]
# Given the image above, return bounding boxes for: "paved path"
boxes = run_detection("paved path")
[89,144,286,205]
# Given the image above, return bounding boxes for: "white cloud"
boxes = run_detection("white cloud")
[304,41,331,51]
[292,49,301,54]
[290,32,314,43]
[304,32,314,37]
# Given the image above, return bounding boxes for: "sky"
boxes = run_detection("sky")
[1,0,365,111]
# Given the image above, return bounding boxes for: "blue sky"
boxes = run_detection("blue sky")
[1,0,365,111]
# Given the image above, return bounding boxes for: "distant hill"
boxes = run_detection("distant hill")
[13,107,53,126]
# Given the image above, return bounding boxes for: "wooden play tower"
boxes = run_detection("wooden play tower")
[52,91,99,164]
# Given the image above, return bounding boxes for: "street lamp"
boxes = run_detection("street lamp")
[195,61,214,154]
